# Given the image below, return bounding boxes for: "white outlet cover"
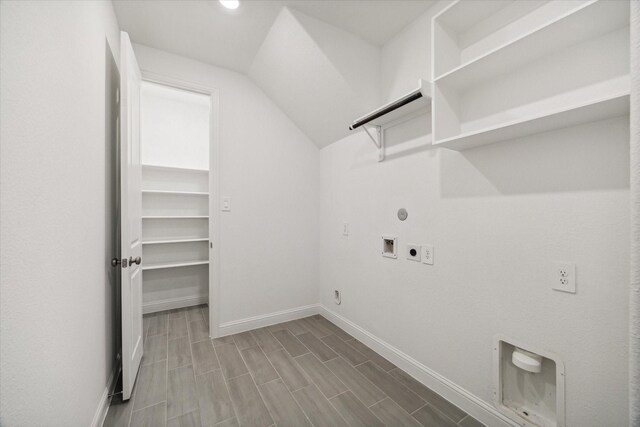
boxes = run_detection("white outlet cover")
[552,261,576,293]
[422,245,434,265]
[407,244,421,262]
[343,223,349,236]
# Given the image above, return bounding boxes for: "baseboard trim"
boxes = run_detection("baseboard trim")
[218,304,320,336]
[318,305,517,427]
[143,295,208,314]
[92,367,117,427]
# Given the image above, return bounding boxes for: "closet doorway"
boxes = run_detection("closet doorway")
[139,74,220,338]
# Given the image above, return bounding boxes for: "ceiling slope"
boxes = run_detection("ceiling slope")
[113,0,282,72]
[284,0,436,46]
[248,8,381,148]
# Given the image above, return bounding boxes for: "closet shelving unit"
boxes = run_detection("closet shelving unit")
[431,0,630,151]
[141,164,210,313]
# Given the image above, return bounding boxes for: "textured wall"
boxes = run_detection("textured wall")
[319,2,630,425]
[133,45,320,324]
[0,1,120,425]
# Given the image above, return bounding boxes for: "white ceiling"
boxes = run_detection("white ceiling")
[113,0,436,148]
[113,0,435,73]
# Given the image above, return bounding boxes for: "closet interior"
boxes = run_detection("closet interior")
[140,81,212,314]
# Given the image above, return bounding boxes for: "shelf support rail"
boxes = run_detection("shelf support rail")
[362,125,385,162]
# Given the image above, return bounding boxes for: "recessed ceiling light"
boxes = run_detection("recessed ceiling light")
[219,0,239,10]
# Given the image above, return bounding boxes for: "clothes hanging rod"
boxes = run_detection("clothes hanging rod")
[349,79,430,131]
[349,90,423,130]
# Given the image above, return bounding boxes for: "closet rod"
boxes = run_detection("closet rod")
[348,88,424,130]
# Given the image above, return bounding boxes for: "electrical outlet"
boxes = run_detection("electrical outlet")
[343,223,349,236]
[407,244,421,262]
[222,197,231,212]
[421,245,434,265]
[552,261,576,293]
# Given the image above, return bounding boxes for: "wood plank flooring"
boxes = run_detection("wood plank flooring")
[104,309,484,427]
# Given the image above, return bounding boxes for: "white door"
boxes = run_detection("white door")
[120,31,143,400]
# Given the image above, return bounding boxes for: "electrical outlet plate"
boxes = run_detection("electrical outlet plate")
[552,261,576,293]
[407,244,421,262]
[422,245,434,265]
[343,223,349,236]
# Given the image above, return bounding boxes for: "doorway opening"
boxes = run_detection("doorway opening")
[140,78,219,337]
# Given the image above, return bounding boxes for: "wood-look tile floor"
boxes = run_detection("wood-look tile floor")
[104,306,485,427]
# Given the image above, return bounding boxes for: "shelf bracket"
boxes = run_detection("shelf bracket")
[363,125,385,162]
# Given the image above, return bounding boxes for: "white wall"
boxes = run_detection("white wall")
[133,45,320,324]
[248,7,380,148]
[319,2,630,426]
[141,81,210,170]
[0,1,120,425]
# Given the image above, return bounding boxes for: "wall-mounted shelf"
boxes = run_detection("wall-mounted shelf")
[434,1,629,89]
[348,78,431,162]
[435,92,629,151]
[142,164,208,174]
[142,215,209,219]
[142,190,209,196]
[142,260,209,271]
[432,0,630,151]
[143,238,209,245]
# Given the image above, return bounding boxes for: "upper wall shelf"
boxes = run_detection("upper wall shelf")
[348,78,431,162]
[434,0,629,89]
[431,0,630,151]
[435,91,629,151]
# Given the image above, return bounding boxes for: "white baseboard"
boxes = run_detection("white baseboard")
[318,305,517,427]
[143,295,208,314]
[218,304,320,336]
[92,368,117,427]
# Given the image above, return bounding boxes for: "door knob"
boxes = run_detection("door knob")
[129,256,142,265]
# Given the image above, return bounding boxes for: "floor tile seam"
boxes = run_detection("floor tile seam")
[212,343,240,422]
[358,361,427,410]
[229,347,275,426]
[412,399,462,426]
[328,386,388,427]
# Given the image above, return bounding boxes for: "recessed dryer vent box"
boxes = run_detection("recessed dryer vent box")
[382,236,397,259]
[494,336,565,427]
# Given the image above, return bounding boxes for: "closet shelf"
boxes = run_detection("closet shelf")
[142,164,208,174]
[143,238,209,245]
[142,215,209,219]
[142,260,209,271]
[142,190,209,196]
[434,92,629,151]
[433,0,629,89]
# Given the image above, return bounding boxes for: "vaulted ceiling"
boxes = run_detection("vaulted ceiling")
[113,0,436,147]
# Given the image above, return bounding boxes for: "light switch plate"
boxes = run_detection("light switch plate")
[222,197,231,212]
